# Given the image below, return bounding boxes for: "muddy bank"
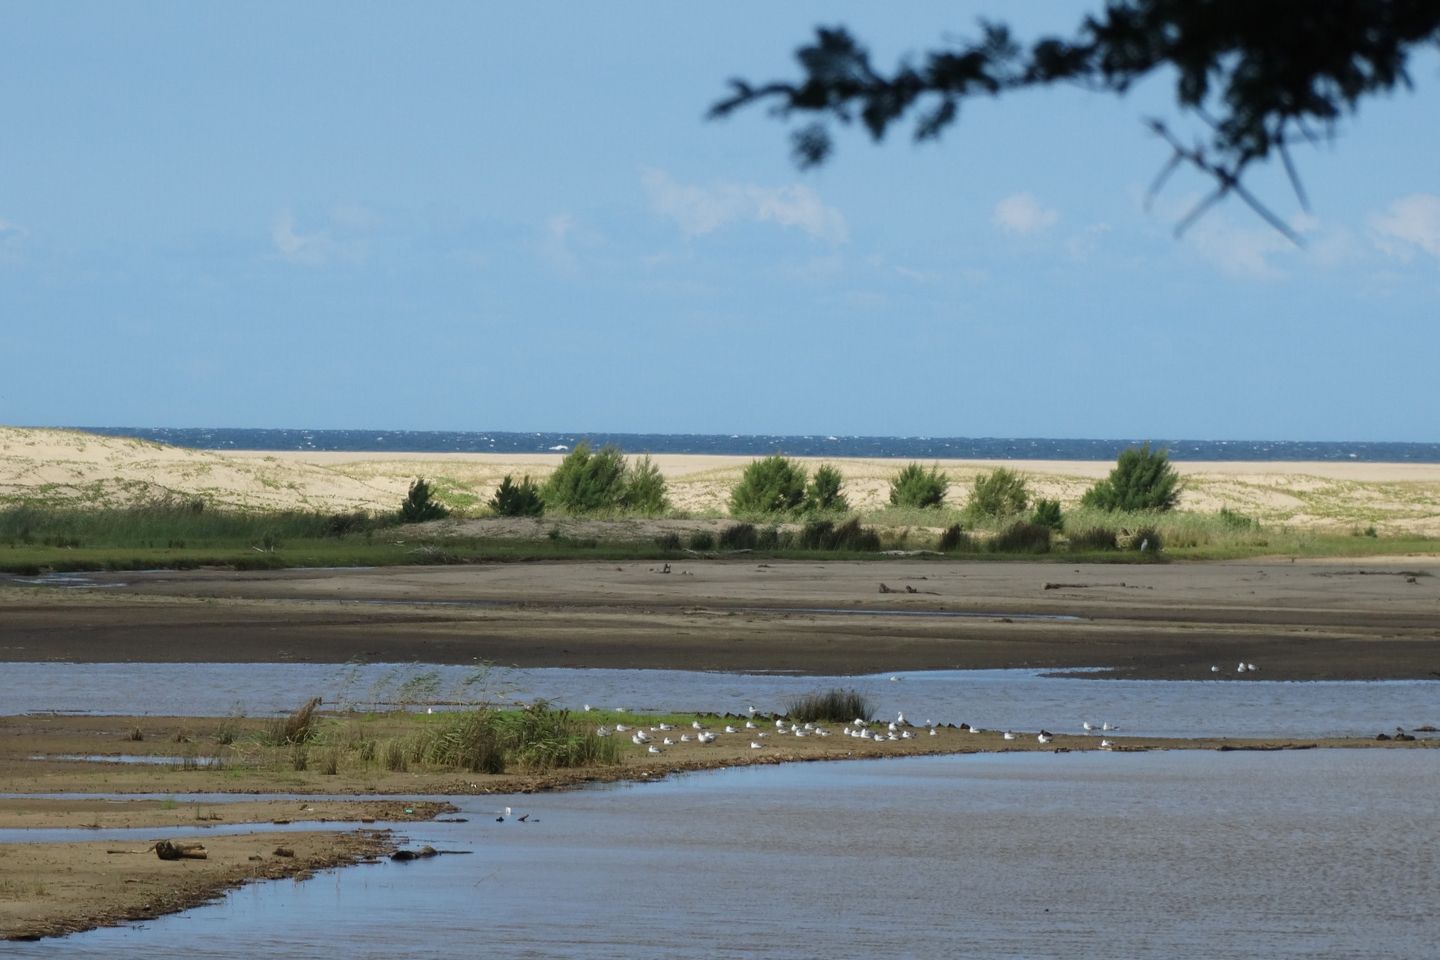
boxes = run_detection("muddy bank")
[0,829,394,941]
[3,558,1438,680]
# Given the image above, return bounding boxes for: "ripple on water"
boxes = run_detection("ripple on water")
[8,750,1436,959]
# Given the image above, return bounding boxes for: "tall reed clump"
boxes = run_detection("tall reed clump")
[413,708,506,774]
[266,696,322,745]
[498,702,621,770]
[405,702,620,774]
[988,521,1052,553]
[798,517,881,552]
[786,688,874,723]
[938,523,972,552]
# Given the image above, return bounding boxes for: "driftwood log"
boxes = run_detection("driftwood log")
[154,840,207,860]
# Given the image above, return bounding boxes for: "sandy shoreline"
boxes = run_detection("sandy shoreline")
[4,426,1439,532]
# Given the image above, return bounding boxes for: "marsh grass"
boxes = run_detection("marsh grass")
[265,697,322,745]
[988,522,1053,554]
[0,500,380,550]
[786,688,873,723]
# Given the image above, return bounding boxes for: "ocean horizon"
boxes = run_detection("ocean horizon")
[64,426,1440,464]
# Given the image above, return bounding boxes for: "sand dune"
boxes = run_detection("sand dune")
[3,427,1438,533]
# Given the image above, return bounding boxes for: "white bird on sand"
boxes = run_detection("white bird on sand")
[692,720,704,730]
[1246,662,1258,672]
[595,726,611,737]
[929,727,938,737]
[745,720,757,729]
[970,726,984,734]
[658,722,673,731]
[724,725,738,734]
[1238,662,1247,673]
[1100,739,1113,748]
[1038,733,1053,744]
[680,734,692,742]
[663,737,674,746]
[615,724,630,733]
[750,741,763,749]
[1210,666,1220,673]
[1003,731,1017,741]
[648,745,662,755]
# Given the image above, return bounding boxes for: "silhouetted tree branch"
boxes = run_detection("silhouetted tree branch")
[711,1,1440,243]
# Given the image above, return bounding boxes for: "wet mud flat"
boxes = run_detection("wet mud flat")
[3,557,1439,679]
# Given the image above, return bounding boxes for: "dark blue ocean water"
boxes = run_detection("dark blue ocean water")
[69,427,1440,462]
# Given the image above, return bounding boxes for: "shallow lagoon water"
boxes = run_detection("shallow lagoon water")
[9,750,1437,959]
[3,662,1435,739]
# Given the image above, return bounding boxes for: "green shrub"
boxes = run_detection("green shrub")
[1068,527,1118,551]
[730,455,808,516]
[787,688,873,723]
[938,523,971,551]
[888,463,948,509]
[1031,498,1064,531]
[718,522,758,550]
[967,468,1030,519]
[806,464,849,512]
[489,474,545,517]
[688,530,716,551]
[623,454,669,513]
[543,442,629,513]
[655,531,682,551]
[988,521,1052,553]
[1081,444,1183,512]
[755,526,781,549]
[399,478,449,523]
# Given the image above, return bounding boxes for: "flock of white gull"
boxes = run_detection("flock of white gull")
[583,703,1149,756]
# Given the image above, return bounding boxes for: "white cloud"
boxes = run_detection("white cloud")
[271,212,333,265]
[1185,218,1292,279]
[540,213,578,271]
[271,205,379,265]
[1369,193,1440,261]
[992,192,1059,236]
[642,168,848,243]
[1065,222,1113,259]
[0,217,26,243]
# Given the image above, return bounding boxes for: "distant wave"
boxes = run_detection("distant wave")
[68,427,1440,463]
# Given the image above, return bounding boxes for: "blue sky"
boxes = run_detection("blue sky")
[2,2,1437,441]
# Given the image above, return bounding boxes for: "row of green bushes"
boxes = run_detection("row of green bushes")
[480,442,1183,523]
